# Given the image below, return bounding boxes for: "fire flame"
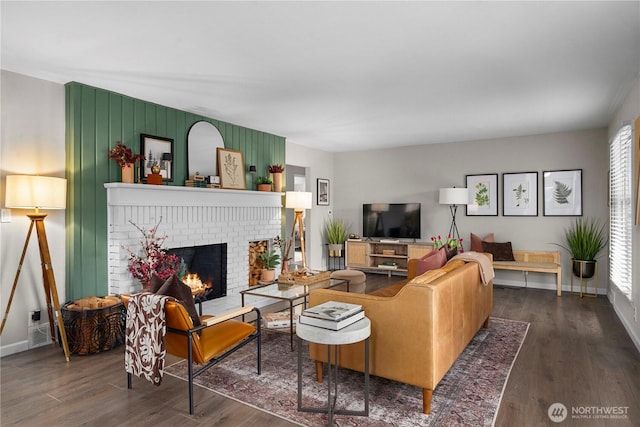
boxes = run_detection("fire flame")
[183,273,206,295]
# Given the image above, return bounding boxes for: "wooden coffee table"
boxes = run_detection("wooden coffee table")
[240,278,349,350]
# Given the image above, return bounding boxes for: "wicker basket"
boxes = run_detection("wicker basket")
[61,297,125,355]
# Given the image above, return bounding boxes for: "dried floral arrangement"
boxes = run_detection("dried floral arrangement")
[268,164,284,173]
[108,141,144,167]
[124,219,181,286]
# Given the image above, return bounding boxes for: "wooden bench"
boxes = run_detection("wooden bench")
[492,250,562,296]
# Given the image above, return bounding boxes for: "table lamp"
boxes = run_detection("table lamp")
[439,187,468,249]
[1,175,70,361]
[285,191,312,270]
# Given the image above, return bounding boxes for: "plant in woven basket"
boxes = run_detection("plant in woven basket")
[123,218,180,287]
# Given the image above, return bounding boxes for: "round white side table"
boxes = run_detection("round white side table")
[296,317,371,426]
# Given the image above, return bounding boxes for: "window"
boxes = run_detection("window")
[609,124,633,300]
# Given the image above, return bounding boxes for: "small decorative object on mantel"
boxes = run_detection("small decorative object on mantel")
[184,172,221,188]
[256,176,273,191]
[268,164,284,192]
[123,218,181,290]
[108,141,144,184]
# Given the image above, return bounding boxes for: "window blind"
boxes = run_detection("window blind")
[609,124,633,300]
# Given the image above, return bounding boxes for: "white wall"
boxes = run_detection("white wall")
[0,70,66,355]
[285,141,335,270]
[333,128,609,292]
[607,77,640,351]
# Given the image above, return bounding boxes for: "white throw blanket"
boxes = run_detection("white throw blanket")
[451,251,495,286]
[125,292,173,385]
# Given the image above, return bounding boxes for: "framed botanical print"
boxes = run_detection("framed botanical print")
[503,172,538,216]
[216,147,246,190]
[543,169,582,216]
[317,178,330,205]
[140,134,174,182]
[466,174,498,216]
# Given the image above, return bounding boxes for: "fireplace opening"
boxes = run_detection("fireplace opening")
[168,243,227,301]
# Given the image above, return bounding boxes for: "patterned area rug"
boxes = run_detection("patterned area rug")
[164,317,529,426]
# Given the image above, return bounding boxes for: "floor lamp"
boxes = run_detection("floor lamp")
[285,191,312,271]
[439,187,468,249]
[1,175,71,362]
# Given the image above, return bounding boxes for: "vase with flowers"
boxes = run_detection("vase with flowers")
[431,234,464,259]
[268,164,285,192]
[108,141,144,183]
[123,219,181,290]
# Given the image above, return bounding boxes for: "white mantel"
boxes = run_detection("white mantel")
[104,183,283,304]
[105,183,283,207]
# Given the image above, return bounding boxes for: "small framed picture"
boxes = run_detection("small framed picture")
[543,169,582,216]
[503,172,538,216]
[216,148,246,190]
[466,174,498,216]
[140,134,174,182]
[317,178,330,205]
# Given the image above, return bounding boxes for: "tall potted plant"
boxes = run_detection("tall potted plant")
[324,218,349,257]
[556,217,608,278]
[268,164,284,192]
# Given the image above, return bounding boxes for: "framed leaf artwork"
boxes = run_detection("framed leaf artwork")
[543,169,582,216]
[503,172,538,216]
[465,174,498,216]
[216,147,246,190]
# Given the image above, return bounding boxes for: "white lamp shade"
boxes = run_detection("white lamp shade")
[285,191,312,211]
[439,187,468,205]
[5,175,67,210]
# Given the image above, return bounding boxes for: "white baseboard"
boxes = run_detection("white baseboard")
[0,340,29,358]
[493,278,607,295]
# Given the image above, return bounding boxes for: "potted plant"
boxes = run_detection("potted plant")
[259,249,280,282]
[256,176,273,191]
[324,218,349,257]
[268,164,284,192]
[556,217,608,278]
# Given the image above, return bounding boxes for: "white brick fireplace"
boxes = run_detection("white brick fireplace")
[104,183,282,304]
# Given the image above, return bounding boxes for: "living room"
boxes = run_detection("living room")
[1,1,639,425]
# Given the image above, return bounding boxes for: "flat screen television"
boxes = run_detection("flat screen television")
[362,203,421,240]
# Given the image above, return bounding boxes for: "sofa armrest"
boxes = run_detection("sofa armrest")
[407,258,419,280]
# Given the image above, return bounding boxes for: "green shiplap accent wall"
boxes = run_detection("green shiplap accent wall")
[65,82,285,299]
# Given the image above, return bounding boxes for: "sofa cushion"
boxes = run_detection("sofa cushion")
[155,274,201,327]
[482,241,515,261]
[416,248,447,275]
[442,259,466,272]
[470,232,494,252]
[409,268,448,285]
[369,282,407,297]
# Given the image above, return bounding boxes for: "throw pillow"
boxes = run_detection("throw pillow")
[470,232,494,252]
[155,274,201,327]
[482,241,516,261]
[149,274,165,293]
[416,248,447,275]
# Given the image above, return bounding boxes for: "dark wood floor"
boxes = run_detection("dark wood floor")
[1,274,639,426]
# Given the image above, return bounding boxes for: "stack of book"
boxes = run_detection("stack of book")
[263,311,298,329]
[377,261,398,269]
[299,301,364,331]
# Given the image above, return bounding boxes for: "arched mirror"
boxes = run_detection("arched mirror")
[187,121,225,178]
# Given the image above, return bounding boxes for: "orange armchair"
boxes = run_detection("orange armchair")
[122,295,261,414]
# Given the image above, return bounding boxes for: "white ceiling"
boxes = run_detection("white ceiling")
[2,1,639,152]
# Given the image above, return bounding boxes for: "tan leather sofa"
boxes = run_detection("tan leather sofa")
[308,255,493,414]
